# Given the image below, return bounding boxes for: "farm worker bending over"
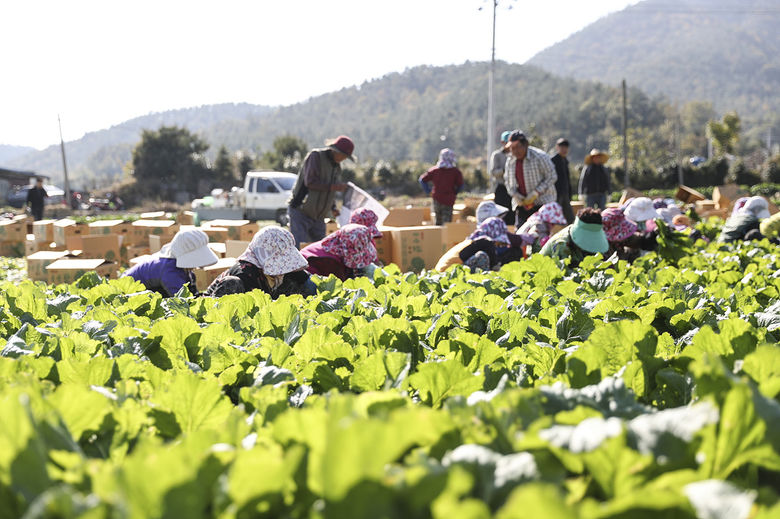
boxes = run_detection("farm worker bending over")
[503,130,558,228]
[476,201,510,225]
[435,216,529,273]
[601,207,646,262]
[419,148,464,225]
[123,228,218,297]
[539,208,609,267]
[301,223,379,281]
[205,226,315,298]
[578,149,611,210]
[623,197,660,232]
[288,135,354,248]
[718,196,771,242]
[516,201,568,252]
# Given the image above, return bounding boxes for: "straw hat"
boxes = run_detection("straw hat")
[584,148,610,165]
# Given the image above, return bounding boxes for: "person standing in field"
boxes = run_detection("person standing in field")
[287,135,354,248]
[490,131,514,223]
[419,148,464,226]
[503,130,558,227]
[578,149,611,209]
[551,138,575,223]
[26,178,48,221]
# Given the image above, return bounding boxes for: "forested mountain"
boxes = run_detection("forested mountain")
[0,145,36,164]
[8,62,667,186]
[527,0,780,119]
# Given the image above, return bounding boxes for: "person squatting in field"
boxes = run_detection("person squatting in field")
[435,216,528,272]
[205,226,315,298]
[300,223,380,281]
[124,228,218,296]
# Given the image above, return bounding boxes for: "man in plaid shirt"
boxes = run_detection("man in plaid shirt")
[503,130,558,227]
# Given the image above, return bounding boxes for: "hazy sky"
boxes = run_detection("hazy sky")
[2,0,639,149]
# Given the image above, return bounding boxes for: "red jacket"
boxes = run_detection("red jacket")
[420,167,463,206]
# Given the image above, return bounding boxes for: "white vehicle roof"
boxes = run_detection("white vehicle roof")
[246,171,297,179]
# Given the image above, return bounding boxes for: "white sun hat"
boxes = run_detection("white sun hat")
[476,201,510,224]
[624,197,660,223]
[159,229,219,269]
[740,196,770,220]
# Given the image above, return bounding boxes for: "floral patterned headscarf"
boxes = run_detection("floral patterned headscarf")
[239,226,308,276]
[535,202,567,225]
[321,223,377,269]
[436,148,457,169]
[349,208,382,238]
[601,208,638,243]
[468,216,510,245]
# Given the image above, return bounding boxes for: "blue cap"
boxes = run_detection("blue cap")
[500,130,512,143]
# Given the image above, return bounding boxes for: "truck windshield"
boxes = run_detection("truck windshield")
[271,177,296,191]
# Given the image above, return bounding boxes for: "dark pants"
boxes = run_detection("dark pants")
[494,184,514,225]
[585,193,607,210]
[514,204,541,228]
[288,206,326,248]
[31,206,44,221]
[432,200,453,226]
[558,194,575,224]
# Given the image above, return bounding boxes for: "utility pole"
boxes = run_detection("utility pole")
[58,115,71,209]
[486,0,497,180]
[622,79,629,188]
[675,113,683,185]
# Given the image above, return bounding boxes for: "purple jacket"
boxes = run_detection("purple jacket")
[123,256,195,297]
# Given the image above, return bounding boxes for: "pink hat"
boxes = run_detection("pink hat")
[322,223,377,269]
[349,208,382,238]
[601,208,638,243]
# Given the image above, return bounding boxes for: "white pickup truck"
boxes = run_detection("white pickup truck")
[193,171,297,224]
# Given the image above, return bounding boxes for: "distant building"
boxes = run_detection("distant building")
[0,167,49,202]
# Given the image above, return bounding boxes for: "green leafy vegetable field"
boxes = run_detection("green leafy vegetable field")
[1,238,779,518]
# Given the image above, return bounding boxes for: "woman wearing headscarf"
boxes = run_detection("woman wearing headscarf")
[539,208,609,267]
[419,148,464,225]
[435,216,528,272]
[601,208,645,261]
[204,226,315,298]
[718,196,771,242]
[300,223,378,280]
[348,208,382,243]
[516,201,568,252]
[624,197,660,232]
[124,228,218,297]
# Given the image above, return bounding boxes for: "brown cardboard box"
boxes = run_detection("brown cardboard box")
[389,226,446,272]
[176,210,196,225]
[80,234,121,262]
[140,211,168,220]
[676,185,707,204]
[203,219,259,241]
[383,207,428,227]
[570,200,585,216]
[208,242,226,258]
[225,240,250,259]
[0,218,27,243]
[0,240,25,257]
[26,250,71,281]
[712,184,748,210]
[25,235,39,256]
[194,257,236,292]
[443,221,477,249]
[148,234,170,254]
[129,220,178,246]
[202,226,229,243]
[695,200,717,215]
[46,258,118,284]
[125,245,150,261]
[88,219,132,238]
[618,188,644,206]
[326,220,339,234]
[375,226,395,265]
[53,219,87,247]
[32,219,55,243]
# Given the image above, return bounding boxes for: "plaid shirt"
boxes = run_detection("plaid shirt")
[503,146,557,209]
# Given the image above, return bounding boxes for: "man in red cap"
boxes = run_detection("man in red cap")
[288,135,354,247]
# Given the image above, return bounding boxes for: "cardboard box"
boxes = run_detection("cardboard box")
[79,234,121,263]
[225,240,250,259]
[383,207,428,227]
[0,240,25,257]
[208,242,226,258]
[676,185,707,204]
[140,211,168,220]
[176,210,196,225]
[389,226,446,272]
[25,235,39,256]
[46,258,118,285]
[88,219,132,238]
[129,220,178,246]
[201,226,229,243]
[125,245,150,263]
[695,200,717,215]
[26,250,71,281]
[53,219,87,247]
[712,184,748,210]
[326,220,339,235]
[203,219,259,241]
[0,218,27,243]
[443,221,477,249]
[570,200,585,216]
[618,188,644,206]
[148,234,170,254]
[32,219,55,243]
[374,226,395,265]
[194,257,237,292]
